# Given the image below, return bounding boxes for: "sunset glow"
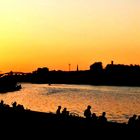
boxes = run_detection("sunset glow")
[0,0,140,72]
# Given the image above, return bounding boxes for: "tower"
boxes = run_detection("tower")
[77,65,79,71]
[111,61,114,65]
[69,64,71,72]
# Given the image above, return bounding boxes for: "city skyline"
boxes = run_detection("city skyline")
[0,0,140,72]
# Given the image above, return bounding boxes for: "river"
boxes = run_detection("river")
[0,83,140,123]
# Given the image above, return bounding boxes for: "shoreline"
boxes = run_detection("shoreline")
[0,101,139,138]
[1,83,139,124]
[0,102,137,129]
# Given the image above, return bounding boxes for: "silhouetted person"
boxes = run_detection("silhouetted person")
[128,114,137,128]
[12,101,17,109]
[0,100,5,111]
[17,104,24,111]
[62,108,69,116]
[136,115,140,128]
[92,113,98,122]
[0,100,4,106]
[98,112,107,125]
[84,105,92,119]
[56,106,61,115]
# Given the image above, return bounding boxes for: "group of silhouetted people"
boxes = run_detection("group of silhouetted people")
[55,105,107,124]
[56,106,69,116]
[1,100,140,129]
[84,105,107,125]
[0,100,24,112]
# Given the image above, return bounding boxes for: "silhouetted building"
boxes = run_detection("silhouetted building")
[111,61,114,65]
[69,64,71,72]
[77,65,79,72]
[90,62,103,73]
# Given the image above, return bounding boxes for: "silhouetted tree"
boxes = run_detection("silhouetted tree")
[32,67,49,83]
[90,62,103,73]
[34,67,49,75]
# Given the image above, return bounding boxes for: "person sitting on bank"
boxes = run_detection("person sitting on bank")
[128,114,137,128]
[56,106,61,115]
[98,112,107,125]
[84,105,92,119]
[62,108,69,116]
[92,113,98,122]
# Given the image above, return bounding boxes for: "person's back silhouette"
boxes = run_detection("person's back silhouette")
[136,115,140,128]
[98,112,107,125]
[56,106,61,115]
[84,105,92,119]
[128,114,137,128]
[62,108,69,116]
[92,113,98,122]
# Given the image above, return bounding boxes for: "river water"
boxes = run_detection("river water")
[0,83,140,123]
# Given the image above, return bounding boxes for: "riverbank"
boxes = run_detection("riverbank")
[1,83,140,124]
[0,102,140,139]
[0,102,138,131]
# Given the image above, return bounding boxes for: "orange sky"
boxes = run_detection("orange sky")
[0,0,140,72]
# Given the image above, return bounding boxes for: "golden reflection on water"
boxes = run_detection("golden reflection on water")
[0,83,140,123]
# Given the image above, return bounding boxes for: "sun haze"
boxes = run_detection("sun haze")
[0,0,140,72]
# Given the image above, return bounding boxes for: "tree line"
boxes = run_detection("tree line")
[4,61,140,86]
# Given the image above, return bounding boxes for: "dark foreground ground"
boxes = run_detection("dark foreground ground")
[0,107,140,139]
[0,99,139,139]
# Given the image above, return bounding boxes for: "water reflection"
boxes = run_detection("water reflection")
[0,83,140,123]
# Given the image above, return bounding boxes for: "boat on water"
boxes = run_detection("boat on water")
[0,74,22,93]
